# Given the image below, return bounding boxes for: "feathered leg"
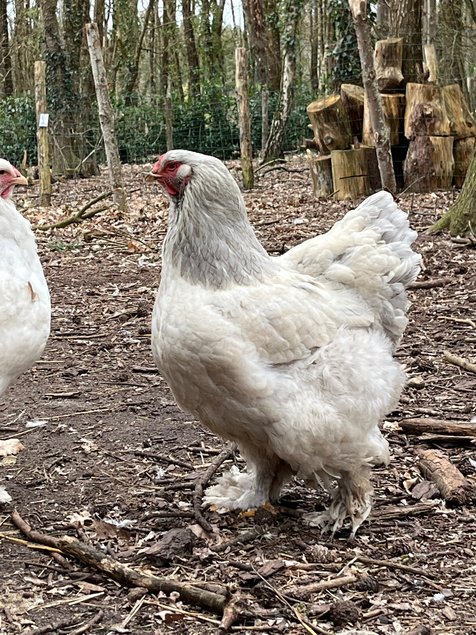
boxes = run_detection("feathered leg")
[204,445,291,511]
[304,469,373,536]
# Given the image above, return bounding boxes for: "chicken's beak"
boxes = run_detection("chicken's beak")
[12,174,28,187]
[146,171,161,183]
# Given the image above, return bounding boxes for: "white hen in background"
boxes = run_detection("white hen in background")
[148,150,421,535]
[0,159,50,503]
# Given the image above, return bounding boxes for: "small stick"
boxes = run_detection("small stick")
[354,555,435,578]
[9,511,71,569]
[286,574,358,600]
[133,449,194,470]
[193,443,237,533]
[443,350,476,374]
[68,610,104,635]
[399,418,476,437]
[416,448,473,505]
[409,277,451,289]
[11,510,227,615]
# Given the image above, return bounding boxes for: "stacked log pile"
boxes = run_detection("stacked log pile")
[307,40,476,200]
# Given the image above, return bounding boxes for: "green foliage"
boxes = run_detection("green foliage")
[0,95,36,165]
[326,0,375,89]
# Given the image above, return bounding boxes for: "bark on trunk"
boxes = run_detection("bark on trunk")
[235,47,254,189]
[363,93,405,147]
[404,135,454,192]
[404,83,451,138]
[349,0,396,194]
[431,147,476,235]
[34,61,51,207]
[86,22,127,212]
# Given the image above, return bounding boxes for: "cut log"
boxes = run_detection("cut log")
[416,448,473,505]
[363,93,405,146]
[454,137,476,187]
[340,84,365,140]
[331,148,370,201]
[403,135,454,192]
[404,83,451,138]
[374,37,404,91]
[399,418,476,436]
[307,94,353,154]
[307,151,333,198]
[360,145,381,191]
[423,44,438,83]
[442,84,476,139]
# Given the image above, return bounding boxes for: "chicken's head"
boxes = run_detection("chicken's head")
[0,159,28,200]
[147,152,193,199]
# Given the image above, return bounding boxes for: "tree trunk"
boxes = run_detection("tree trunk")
[182,0,200,98]
[262,0,304,162]
[235,48,254,189]
[431,147,476,235]
[349,0,396,195]
[437,0,466,92]
[0,0,13,95]
[35,61,51,207]
[262,0,281,92]
[400,0,423,84]
[454,137,476,188]
[39,0,81,176]
[86,22,127,212]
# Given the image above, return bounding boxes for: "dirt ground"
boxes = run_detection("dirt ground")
[1,158,476,635]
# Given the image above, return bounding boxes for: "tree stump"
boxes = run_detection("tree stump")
[363,93,405,146]
[331,148,370,200]
[340,84,365,140]
[404,83,450,138]
[307,94,353,154]
[360,145,381,191]
[374,38,404,91]
[453,137,476,187]
[307,151,333,198]
[442,84,476,139]
[403,135,454,192]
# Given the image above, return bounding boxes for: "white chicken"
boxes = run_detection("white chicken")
[0,159,50,503]
[147,150,420,535]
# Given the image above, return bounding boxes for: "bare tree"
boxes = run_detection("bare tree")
[262,0,304,161]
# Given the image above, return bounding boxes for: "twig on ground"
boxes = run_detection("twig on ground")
[11,509,228,615]
[132,449,194,470]
[21,615,85,635]
[34,191,113,231]
[399,418,476,437]
[286,574,358,601]
[9,512,71,569]
[409,277,451,289]
[443,350,476,374]
[253,568,330,635]
[193,443,237,533]
[438,316,476,329]
[416,448,474,505]
[211,529,264,554]
[68,610,104,635]
[354,555,436,578]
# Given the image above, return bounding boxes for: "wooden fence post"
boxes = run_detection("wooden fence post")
[235,47,254,189]
[86,22,127,212]
[34,61,51,207]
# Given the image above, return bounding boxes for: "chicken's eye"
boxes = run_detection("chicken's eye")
[166,161,178,172]
[0,170,6,175]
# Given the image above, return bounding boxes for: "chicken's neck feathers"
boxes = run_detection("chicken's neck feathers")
[163,187,271,289]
